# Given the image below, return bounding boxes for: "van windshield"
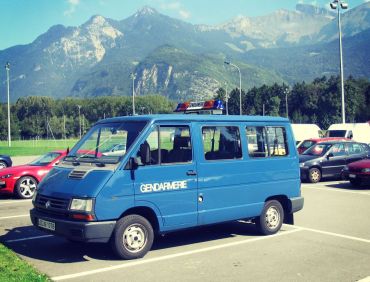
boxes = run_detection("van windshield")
[65,121,147,164]
[327,130,346,137]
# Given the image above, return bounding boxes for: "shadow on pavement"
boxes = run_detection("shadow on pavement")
[325,181,370,191]
[1,221,261,263]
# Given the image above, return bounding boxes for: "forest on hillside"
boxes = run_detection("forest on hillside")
[0,75,369,140]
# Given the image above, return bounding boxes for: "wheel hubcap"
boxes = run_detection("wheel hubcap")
[265,206,280,229]
[0,162,6,169]
[20,178,36,197]
[123,224,147,253]
[311,170,320,181]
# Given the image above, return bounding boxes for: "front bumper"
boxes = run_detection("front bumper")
[342,171,370,181]
[30,209,116,243]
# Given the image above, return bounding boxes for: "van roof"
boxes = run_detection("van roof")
[96,114,289,124]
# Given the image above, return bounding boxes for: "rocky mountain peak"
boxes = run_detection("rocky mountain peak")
[134,6,158,17]
[296,3,334,17]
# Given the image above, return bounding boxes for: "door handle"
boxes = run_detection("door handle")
[186,170,197,176]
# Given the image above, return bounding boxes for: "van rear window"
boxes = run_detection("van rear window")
[246,126,288,158]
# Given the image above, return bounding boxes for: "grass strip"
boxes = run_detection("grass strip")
[0,243,50,282]
[0,139,78,157]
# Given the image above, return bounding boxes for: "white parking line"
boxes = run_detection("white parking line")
[291,225,370,244]
[0,214,29,220]
[52,228,302,281]
[302,185,370,196]
[5,235,54,243]
[0,199,32,205]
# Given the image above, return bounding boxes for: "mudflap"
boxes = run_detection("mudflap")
[283,213,294,225]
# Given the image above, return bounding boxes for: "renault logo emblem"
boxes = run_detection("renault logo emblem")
[45,201,51,209]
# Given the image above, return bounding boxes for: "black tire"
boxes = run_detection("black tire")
[349,178,362,187]
[0,161,8,169]
[308,168,321,183]
[111,214,154,260]
[15,176,38,199]
[256,200,284,235]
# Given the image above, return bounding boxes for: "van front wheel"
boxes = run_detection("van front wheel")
[256,200,284,235]
[111,215,154,260]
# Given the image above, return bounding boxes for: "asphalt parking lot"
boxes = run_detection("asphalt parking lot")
[0,180,369,282]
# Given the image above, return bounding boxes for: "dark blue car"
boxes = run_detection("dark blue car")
[0,155,12,169]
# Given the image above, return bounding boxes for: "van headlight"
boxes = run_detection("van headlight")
[299,163,305,168]
[70,198,93,212]
[362,168,370,173]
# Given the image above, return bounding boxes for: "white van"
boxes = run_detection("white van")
[326,123,370,144]
[291,124,321,145]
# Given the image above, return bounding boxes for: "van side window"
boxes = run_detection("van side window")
[137,128,159,165]
[246,127,268,157]
[162,126,192,164]
[202,126,242,160]
[266,127,289,157]
[137,126,192,165]
[246,126,288,157]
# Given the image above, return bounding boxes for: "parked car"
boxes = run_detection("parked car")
[0,155,12,169]
[0,151,66,199]
[299,141,370,183]
[297,137,349,154]
[342,159,370,187]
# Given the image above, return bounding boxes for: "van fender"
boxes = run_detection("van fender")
[133,200,165,230]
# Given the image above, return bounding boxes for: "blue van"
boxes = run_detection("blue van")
[30,115,303,259]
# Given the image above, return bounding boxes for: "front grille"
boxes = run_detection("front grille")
[69,169,89,179]
[36,195,70,214]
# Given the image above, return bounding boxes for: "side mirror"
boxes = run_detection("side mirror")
[327,152,334,159]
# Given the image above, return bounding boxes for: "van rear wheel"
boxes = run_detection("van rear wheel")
[111,214,154,260]
[256,200,284,235]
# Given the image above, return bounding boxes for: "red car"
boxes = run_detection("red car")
[0,151,66,199]
[297,137,349,154]
[342,159,370,187]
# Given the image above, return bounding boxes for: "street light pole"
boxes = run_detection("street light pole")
[130,73,136,115]
[5,62,11,147]
[330,0,348,124]
[225,83,229,115]
[284,87,289,118]
[77,105,81,139]
[224,61,242,115]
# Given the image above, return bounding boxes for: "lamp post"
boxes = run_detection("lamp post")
[130,73,136,115]
[5,62,11,147]
[77,105,81,139]
[284,87,289,118]
[225,83,229,115]
[224,61,242,115]
[330,0,348,124]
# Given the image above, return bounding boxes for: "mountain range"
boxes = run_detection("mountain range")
[1,3,370,102]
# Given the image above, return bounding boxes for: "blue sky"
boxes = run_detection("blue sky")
[0,0,367,50]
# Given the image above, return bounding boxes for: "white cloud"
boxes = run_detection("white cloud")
[179,9,191,19]
[159,1,191,20]
[64,0,80,16]
[160,2,181,10]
